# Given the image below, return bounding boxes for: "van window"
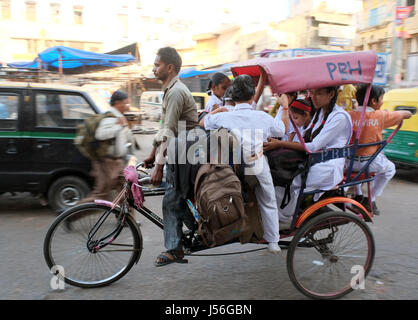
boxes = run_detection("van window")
[88,90,111,113]
[0,94,19,130]
[36,93,95,128]
[395,106,417,115]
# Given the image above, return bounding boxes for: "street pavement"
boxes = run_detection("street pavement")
[0,133,417,300]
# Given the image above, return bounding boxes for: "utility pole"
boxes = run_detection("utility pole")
[390,0,406,89]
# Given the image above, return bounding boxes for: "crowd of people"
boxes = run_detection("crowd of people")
[83,46,412,267]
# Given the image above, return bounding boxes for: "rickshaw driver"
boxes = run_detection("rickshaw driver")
[143,47,199,267]
[199,73,285,254]
[264,86,352,227]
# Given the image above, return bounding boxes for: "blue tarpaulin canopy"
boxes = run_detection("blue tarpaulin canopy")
[179,68,214,78]
[8,46,135,74]
[179,64,234,79]
[8,60,41,69]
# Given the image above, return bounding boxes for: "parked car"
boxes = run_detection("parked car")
[191,92,208,111]
[381,87,418,168]
[139,91,164,121]
[0,82,113,211]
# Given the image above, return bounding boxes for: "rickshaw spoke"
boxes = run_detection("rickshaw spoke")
[310,267,330,293]
[334,254,366,258]
[294,257,324,282]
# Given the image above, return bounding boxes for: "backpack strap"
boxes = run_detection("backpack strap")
[280,184,292,209]
[198,220,216,248]
[194,164,212,206]
[279,162,309,210]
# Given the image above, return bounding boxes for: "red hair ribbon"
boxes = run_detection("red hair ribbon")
[290,100,311,112]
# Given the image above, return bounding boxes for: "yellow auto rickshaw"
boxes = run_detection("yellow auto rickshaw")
[381,87,418,167]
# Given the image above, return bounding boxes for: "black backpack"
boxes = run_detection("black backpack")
[265,148,309,209]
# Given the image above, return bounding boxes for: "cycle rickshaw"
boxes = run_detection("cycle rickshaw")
[44,50,403,299]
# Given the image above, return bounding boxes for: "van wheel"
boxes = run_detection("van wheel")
[48,176,91,213]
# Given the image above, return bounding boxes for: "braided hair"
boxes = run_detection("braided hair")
[303,87,338,143]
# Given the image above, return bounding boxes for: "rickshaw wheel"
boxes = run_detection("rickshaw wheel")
[286,210,375,300]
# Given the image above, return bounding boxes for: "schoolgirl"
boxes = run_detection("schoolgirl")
[205,72,231,112]
[264,86,353,227]
[287,98,313,142]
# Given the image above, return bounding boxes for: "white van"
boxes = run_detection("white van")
[140,91,164,121]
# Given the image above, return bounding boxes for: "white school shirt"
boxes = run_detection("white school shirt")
[299,105,352,193]
[288,125,307,143]
[224,101,256,112]
[204,103,285,159]
[275,105,352,223]
[204,93,223,112]
[229,101,256,112]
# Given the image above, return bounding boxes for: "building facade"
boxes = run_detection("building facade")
[0,0,194,66]
[271,0,362,51]
[354,0,418,82]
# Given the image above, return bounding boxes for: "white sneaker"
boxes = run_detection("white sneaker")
[268,242,281,254]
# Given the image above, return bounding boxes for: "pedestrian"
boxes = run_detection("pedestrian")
[143,47,199,267]
[205,72,231,112]
[77,90,137,205]
[348,84,412,215]
[199,73,285,254]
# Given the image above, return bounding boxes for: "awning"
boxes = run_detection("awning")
[8,46,135,74]
[106,42,140,62]
[179,64,234,79]
[179,68,214,78]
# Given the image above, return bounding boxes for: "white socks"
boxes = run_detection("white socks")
[268,242,281,254]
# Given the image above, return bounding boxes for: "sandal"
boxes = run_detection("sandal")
[154,250,188,267]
